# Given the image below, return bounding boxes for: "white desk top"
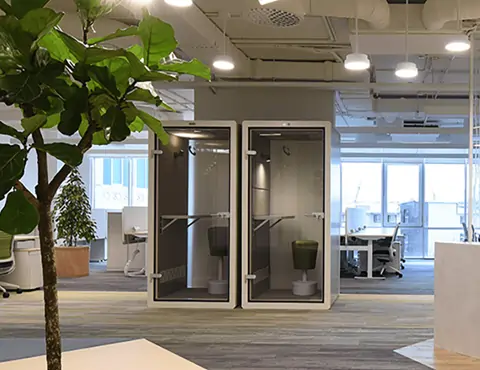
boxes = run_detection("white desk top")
[347,227,396,240]
[0,339,205,370]
[14,235,39,242]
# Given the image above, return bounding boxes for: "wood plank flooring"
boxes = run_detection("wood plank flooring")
[0,292,434,369]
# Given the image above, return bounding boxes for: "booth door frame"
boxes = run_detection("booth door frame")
[241,120,333,310]
[147,120,239,309]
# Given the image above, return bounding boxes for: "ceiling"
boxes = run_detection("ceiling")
[141,0,480,150]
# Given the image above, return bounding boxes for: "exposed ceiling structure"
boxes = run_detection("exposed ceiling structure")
[143,0,480,150]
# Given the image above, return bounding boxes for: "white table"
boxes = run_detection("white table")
[341,227,395,280]
[0,339,205,370]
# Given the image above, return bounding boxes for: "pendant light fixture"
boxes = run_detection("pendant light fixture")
[395,0,418,79]
[164,0,193,7]
[344,9,370,71]
[213,14,235,71]
[445,0,470,52]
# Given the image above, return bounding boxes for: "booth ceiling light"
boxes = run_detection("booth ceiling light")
[171,132,211,139]
[345,11,370,71]
[164,0,193,7]
[445,38,470,52]
[395,61,418,78]
[260,133,282,137]
[258,0,278,4]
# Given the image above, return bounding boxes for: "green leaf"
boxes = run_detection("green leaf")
[34,48,65,82]
[88,26,138,45]
[84,47,124,64]
[0,190,39,235]
[53,29,85,61]
[0,16,35,66]
[21,114,47,135]
[11,0,49,19]
[58,87,88,136]
[0,122,25,142]
[79,119,109,145]
[95,57,130,95]
[101,106,129,142]
[158,59,211,80]
[122,102,144,132]
[136,70,177,82]
[38,30,77,62]
[138,10,178,67]
[20,8,63,41]
[0,73,42,103]
[128,117,144,132]
[34,143,83,167]
[44,112,61,128]
[0,144,27,188]
[74,0,121,26]
[127,44,143,60]
[88,65,120,97]
[137,109,169,144]
[161,101,175,112]
[126,88,161,106]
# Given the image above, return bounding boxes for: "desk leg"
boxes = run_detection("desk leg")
[355,241,386,281]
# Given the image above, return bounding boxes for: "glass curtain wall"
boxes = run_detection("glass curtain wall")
[341,159,466,258]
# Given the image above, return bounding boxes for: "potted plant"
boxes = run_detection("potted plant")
[53,168,96,278]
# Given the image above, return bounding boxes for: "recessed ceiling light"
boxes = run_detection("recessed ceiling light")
[213,55,235,71]
[164,0,193,7]
[395,61,418,79]
[259,0,278,4]
[259,133,282,137]
[344,53,370,71]
[170,131,210,139]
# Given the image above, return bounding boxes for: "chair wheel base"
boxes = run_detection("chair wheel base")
[396,272,403,278]
[16,288,23,294]
[2,292,10,299]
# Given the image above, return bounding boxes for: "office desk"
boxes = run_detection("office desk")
[341,228,395,280]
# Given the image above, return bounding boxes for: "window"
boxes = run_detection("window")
[92,157,147,210]
[342,162,382,216]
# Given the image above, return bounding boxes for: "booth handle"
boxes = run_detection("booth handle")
[245,274,257,281]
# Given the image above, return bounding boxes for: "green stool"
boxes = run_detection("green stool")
[292,240,319,296]
[207,227,229,295]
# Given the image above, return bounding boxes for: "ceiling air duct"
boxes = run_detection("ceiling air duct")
[247,0,306,28]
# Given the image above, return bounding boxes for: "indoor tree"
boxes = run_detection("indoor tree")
[0,1,210,369]
[53,168,96,247]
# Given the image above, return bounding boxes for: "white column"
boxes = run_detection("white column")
[468,37,475,242]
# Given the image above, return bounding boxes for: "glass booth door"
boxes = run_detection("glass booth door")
[243,125,326,305]
[149,121,237,308]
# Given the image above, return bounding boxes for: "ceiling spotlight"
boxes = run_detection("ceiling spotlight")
[259,0,278,4]
[164,0,193,7]
[395,61,418,79]
[344,53,370,71]
[445,34,470,52]
[213,55,235,71]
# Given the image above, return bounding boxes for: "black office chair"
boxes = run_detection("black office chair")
[462,222,478,242]
[373,224,403,278]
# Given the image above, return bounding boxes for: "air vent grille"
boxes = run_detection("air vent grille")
[248,8,303,28]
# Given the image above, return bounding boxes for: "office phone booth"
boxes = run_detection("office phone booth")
[148,121,238,308]
[241,121,341,310]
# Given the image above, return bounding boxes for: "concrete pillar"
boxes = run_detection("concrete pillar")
[194,87,335,123]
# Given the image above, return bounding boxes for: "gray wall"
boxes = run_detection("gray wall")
[195,88,334,123]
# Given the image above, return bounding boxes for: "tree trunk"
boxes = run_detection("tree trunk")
[38,201,62,370]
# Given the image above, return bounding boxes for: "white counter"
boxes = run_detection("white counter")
[435,242,480,359]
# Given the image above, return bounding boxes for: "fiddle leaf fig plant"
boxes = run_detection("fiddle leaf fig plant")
[0,1,211,369]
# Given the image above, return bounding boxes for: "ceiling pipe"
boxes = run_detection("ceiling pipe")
[423,0,480,30]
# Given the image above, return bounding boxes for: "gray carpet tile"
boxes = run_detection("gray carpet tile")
[340,261,434,295]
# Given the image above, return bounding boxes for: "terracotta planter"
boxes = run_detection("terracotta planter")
[54,246,90,278]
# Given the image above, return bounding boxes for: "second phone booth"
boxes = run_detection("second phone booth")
[148,121,238,308]
[241,121,341,310]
